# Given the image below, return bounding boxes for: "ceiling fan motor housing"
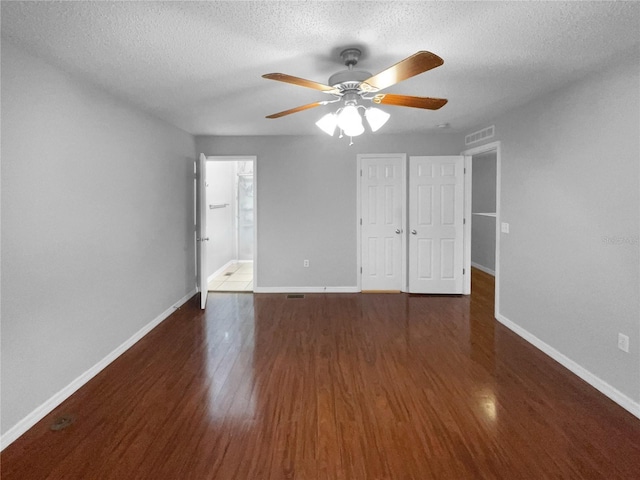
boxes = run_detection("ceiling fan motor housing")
[328,47,374,93]
[328,70,373,92]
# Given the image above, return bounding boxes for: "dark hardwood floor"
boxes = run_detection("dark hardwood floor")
[3,269,640,479]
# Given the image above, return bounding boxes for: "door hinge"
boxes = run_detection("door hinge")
[360,169,363,176]
[463,268,466,274]
[360,218,362,225]
[463,218,466,225]
[360,267,363,273]
[464,167,466,174]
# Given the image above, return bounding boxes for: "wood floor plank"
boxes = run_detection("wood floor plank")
[2,271,640,479]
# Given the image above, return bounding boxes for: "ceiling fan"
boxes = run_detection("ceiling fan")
[262,48,448,138]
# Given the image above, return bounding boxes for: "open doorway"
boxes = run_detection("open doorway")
[462,141,501,316]
[470,151,497,276]
[204,156,256,292]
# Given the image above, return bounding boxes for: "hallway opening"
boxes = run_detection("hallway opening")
[205,157,255,292]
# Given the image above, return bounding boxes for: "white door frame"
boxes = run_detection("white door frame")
[356,153,407,292]
[199,155,258,292]
[461,141,501,318]
[197,154,208,308]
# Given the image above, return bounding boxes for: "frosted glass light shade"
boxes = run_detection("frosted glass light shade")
[337,105,362,132]
[365,107,390,132]
[316,113,337,136]
[343,122,365,137]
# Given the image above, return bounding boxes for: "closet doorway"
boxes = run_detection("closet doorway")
[462,141,501,316]
[203,156,256,293]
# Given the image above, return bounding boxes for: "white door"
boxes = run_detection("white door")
[360,154,406,291]
[408,156,464,294]
[197,153,209,309]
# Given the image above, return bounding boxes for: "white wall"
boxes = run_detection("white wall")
[465,49,640,407]
[1,42,196,438]
[196,133,461,289]
[206,161,237,276]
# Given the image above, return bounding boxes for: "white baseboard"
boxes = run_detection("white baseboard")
[253,286,359,294]
[0,289,197,451]
[495,312,640,420]
[471,262,495,276]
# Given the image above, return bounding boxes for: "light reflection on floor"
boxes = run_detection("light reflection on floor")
[204,293,256,422]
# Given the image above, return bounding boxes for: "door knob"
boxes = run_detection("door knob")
[395,229,402,234]
[411,230,417,235]
[197,237,210,242]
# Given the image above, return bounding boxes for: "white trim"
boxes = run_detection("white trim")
[470,262,495,276]
[461,141,501,318]
[400,156,407,293]
[253,286,359,294]
[253,158,258,289]
[463,156,472,295]
[356,155,362,291]
[0,289,197,451]
[496,313,640,420]
[197,154,208,308]
[207,259,235,284]
[494,146,502,320]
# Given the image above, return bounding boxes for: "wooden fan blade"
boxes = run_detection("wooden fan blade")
[372,94,448,110]
[262,73,339,94]
[361,51,444,92]
[265,101,324,119]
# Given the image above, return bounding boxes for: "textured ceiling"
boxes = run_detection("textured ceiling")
[2,1,639,136]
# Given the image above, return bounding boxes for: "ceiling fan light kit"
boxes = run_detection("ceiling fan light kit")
[337,105,362,133]
[315,112,338,136]
[263,48,448,143]
[365,107,391,132]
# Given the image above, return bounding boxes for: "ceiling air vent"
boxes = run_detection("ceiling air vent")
[465,125,495,146]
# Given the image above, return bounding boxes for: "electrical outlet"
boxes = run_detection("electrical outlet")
[501,222,510,234]
[618,333,629,353]
[303,259,309,267]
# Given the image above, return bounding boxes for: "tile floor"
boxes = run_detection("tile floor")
[208,261,253,292]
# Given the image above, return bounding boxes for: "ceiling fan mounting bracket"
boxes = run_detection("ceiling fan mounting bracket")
[340,48,362,68]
